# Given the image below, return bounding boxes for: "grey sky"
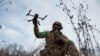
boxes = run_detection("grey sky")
[0,0,100,50]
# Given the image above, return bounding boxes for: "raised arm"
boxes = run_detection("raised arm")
[33,16,47,38]
[34,25,40,38]
[34,25,47,38]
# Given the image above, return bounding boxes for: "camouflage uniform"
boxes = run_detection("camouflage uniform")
[34,26,79,56]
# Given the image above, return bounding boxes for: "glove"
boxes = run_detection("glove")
[33,17,37,26]
[33,14,39,26]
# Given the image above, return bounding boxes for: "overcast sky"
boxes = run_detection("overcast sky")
[0,0,100,50]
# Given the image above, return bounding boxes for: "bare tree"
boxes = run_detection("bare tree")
[57,0,100,56]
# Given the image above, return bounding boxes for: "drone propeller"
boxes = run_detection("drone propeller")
[26,9,32,16]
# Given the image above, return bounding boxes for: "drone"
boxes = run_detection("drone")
[26,9,48,25]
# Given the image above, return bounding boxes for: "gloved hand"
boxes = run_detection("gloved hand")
[33,17,37,26]
[33,14,39,26]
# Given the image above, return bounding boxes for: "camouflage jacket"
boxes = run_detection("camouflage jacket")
[34,26,79,56]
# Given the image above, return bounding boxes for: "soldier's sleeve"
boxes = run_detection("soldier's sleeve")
[62,35,79,56]
[67,40,79,56]
[39,31,47,38]
[34,25,47,38]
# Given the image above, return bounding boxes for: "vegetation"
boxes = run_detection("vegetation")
[0,43,44,56]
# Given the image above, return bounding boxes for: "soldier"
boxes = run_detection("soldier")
[33,20,79,56]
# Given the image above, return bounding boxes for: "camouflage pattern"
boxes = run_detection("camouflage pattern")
[34,26,79,56]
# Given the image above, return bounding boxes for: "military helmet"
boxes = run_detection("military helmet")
[53,21,63,30]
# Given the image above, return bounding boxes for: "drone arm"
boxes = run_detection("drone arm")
[38,15,47,20]
[28,20,33,22]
